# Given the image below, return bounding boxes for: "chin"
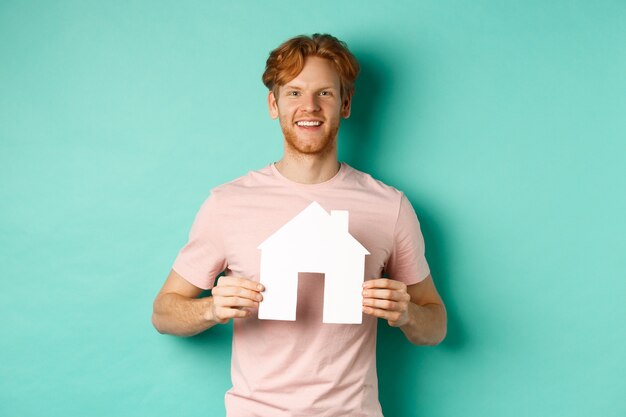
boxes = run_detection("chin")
[282,128,338,157]
[286,137,336,156]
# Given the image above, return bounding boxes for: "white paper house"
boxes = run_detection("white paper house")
[257,201,370,324]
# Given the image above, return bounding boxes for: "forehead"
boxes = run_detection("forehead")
[283,56,341,89]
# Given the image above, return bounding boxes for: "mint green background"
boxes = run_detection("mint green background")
[1,1,624,416]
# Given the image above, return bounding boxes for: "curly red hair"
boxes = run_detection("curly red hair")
[262,34,360,100]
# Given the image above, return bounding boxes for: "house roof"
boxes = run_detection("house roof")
[258,201,369,255]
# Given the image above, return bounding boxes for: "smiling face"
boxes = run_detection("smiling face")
[268,56,352,157]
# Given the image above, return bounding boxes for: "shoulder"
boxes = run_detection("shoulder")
[209,165,274,198]
[342,164,405,202]
[190,166,275,222]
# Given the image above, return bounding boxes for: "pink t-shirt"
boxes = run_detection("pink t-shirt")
[173,163,430,417]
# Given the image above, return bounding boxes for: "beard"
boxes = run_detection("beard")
[280,118,340,157]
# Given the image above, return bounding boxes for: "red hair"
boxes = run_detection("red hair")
[262,34,360,100]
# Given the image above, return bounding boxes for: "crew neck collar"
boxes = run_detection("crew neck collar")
[270,162,348,187]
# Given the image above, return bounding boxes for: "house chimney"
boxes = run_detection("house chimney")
[330,210,349,233]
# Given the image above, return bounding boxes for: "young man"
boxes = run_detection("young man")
[152,34,446,416]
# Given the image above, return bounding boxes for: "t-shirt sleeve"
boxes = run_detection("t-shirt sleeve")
[385,193,431,286]
[172,192,227,290]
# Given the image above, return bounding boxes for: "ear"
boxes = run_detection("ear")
[341,95,352,119]
[268,91,279,119]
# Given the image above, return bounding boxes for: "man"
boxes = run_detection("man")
[152,33,446,416]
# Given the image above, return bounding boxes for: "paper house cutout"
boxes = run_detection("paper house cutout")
[257,201,370,324]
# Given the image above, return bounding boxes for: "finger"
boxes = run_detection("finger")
[214,296,260,309]
[216,276,265,292]
[215,307,253,321]
[212,285,263,302]
[362,306,403,323]
[363,279,406,291]
[362,288,410,302]
[217,276,265,292]
[362,298,400,311]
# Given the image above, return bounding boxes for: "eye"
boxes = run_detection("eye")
[319,91,331,96]
[287,91,300,97]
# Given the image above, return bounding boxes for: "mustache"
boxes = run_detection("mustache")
[295,114,324,120]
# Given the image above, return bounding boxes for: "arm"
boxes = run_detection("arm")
[362,274,447,345]
[152,269,264,337]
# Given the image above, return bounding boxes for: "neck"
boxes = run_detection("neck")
[275,150,340,184]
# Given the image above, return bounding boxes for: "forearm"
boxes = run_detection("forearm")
[399,302,447,346]
[152,293,219,337]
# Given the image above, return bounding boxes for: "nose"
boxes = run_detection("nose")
[301,93,321,112]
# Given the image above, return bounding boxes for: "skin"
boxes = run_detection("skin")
[267,56,351,184]
[152,56,447,345]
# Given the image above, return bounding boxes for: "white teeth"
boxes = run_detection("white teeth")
[297,121,321,127]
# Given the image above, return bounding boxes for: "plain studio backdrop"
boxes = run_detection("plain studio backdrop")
[1,1,624,416]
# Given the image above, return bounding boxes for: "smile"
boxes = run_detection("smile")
[296,120,322,127]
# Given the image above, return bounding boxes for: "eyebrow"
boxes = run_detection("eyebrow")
[283,85,337,91]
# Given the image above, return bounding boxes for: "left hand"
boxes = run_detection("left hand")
[362,278,412,327]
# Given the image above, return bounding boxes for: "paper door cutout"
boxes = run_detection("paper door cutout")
[257,201,370,324]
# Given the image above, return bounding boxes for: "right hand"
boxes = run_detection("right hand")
[209,276,264,324]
